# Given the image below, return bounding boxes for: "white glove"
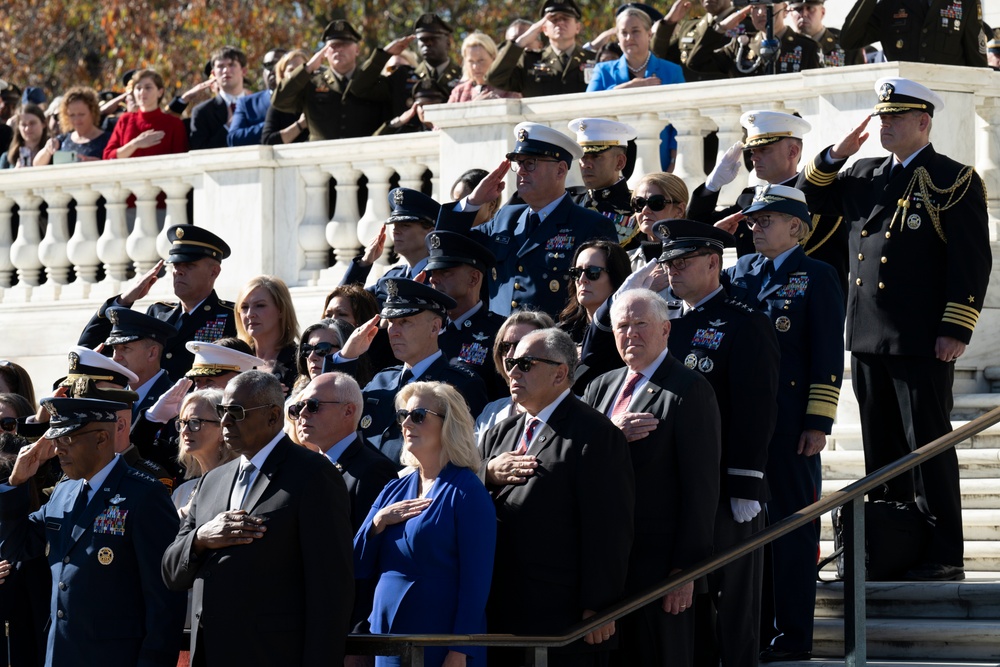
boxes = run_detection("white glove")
[614,258,660,299]
[731,497,762,524]
[705,141,745,192]
[144,378,193,423]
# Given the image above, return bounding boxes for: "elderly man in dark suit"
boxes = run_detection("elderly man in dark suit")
[0,397,186,667]
[436,121,618,318]
[161,371,354,667]
[481,327,634,667]
[583,289,720,667]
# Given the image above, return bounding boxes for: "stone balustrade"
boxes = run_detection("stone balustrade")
[1,61,998,388]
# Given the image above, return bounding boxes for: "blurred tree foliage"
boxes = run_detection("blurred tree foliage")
[3,0,695,97]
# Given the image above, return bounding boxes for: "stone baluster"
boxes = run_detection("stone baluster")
[618,112,667,190]
[8,191,44,299]
[355,163,395,278]
[396,160,430,194]
[663,109,714,196]
[159,178,192,259]
[126,181,163,273]
[976,97,1000,240]
[36,188,73,300]
[95,183,133,295]
[64,187,102,296]
[702,105,748,208]
[324,164,363,280]
[0,195,15,289]
[297,166,333,284]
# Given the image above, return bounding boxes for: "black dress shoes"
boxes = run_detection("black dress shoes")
[905,563,965,581]
[759,647,812,662]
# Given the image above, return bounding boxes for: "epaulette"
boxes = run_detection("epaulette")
[218,299,235,308]
[127,467,158,484]
[445,359,480,380]
[723,297,756,314]
[153,300,179,309]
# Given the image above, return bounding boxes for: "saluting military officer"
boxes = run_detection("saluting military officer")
[798,78,991,580]
[78,224,236,380]
[412,13,463,92]
[424,231,508,400]
[567,117,642,250]
[840,0,988,67]
[0,397,186,667]
[654,0,756,81]
[654,219,780,667]
[487,0,596,97]
[688,2,823,77]
[436,121,618,319]
[787,0,865,67]
[330,278,488,466]
[722,185,845,662]
[271,20,398,141]
[688,110,850,295]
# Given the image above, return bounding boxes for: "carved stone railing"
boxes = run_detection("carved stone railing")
[1,61,998,387]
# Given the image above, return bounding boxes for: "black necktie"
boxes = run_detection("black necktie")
[527,212,541,233]
[69,482,91,525]
[888,163,903,182]
[399,368,413,387]
[761,260,775,289]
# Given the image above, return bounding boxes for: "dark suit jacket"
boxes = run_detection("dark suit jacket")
[0,457,185,667]
[228,90,272,147]
[332,432,398,534]
[189,95,231,150]
[161,436,355,666]
[799,144,990,356]
[479,394,634,646]
[79,290,237,379]
[583,356,720,581]
[436,195,618,318]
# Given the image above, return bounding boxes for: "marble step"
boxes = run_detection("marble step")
[812,618,1000,661]
[818,541,1000,572]
[821,449,1000,480]
[814,580,1000,619]
[817,509,1000,542]
[821,478,1000,509]
[829,423,1000,452]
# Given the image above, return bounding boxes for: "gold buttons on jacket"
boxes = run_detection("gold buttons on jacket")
[861,230,868,237]
[511,300,519,309]
[858,253,864,261]
[878,282,885,289]
[856,278,863,286]
[881,256,887,264]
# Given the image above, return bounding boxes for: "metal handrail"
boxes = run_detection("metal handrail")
[346,405,1000,665]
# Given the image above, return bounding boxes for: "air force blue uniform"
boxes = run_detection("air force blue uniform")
[0,458,185,667]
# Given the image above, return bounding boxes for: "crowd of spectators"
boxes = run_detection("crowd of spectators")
[0,1,995,667]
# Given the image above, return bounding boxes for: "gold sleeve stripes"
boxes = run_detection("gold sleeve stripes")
[803,160,838,187]
[942,302,980,332]
[806,384,840,420]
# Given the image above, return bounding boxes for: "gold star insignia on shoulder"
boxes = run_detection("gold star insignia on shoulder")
[968,295,976,303]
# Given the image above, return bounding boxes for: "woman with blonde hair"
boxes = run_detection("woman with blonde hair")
[235,275,300,394]
[261,49,311,144]
[355,381,496,667]
[448,32,521,103]
[629,171,689,269]
[171,389,234,515]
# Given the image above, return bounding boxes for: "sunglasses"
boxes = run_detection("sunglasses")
[503,356,563,373]
[215,404,273,421]
[288,398,345,420]
[630,195,678,213]
[567,265,608,282]
[174,417,220,433]
[0,417,17,432]
[300,342,339,358]
[657,251,713,271]
[497,340,518,356]
[395,407,445,425]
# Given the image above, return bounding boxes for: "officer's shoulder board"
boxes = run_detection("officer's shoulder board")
[723,297,756,315]
[126,467,159,484]
[152,300,179,309]
[444,359,481,380]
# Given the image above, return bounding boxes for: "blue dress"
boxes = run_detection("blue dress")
[586,53,685,170]
[355,462,497,667]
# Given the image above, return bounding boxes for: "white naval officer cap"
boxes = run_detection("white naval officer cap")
[872,77,945,117]
[740,110,811,148]
[59,345,139,389]
[567,117,637,153]
[184,341,264,378]
[507,122,584,164]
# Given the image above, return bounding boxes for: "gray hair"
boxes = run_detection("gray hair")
[521,328,578,382]
[227,369,284,408]
[317,371,364,428]
[610,289,672,325]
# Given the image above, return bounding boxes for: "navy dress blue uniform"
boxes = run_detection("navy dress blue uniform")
[723,187,845,656]
[799,79,990,573]
[0,400,186,667]
[840,0,988,67]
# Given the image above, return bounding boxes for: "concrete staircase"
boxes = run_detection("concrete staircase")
[799,420,1000,664]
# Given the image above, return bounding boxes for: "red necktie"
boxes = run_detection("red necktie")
[229,102,236,113]
[611,372,643,419]
[515,417,540,454]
